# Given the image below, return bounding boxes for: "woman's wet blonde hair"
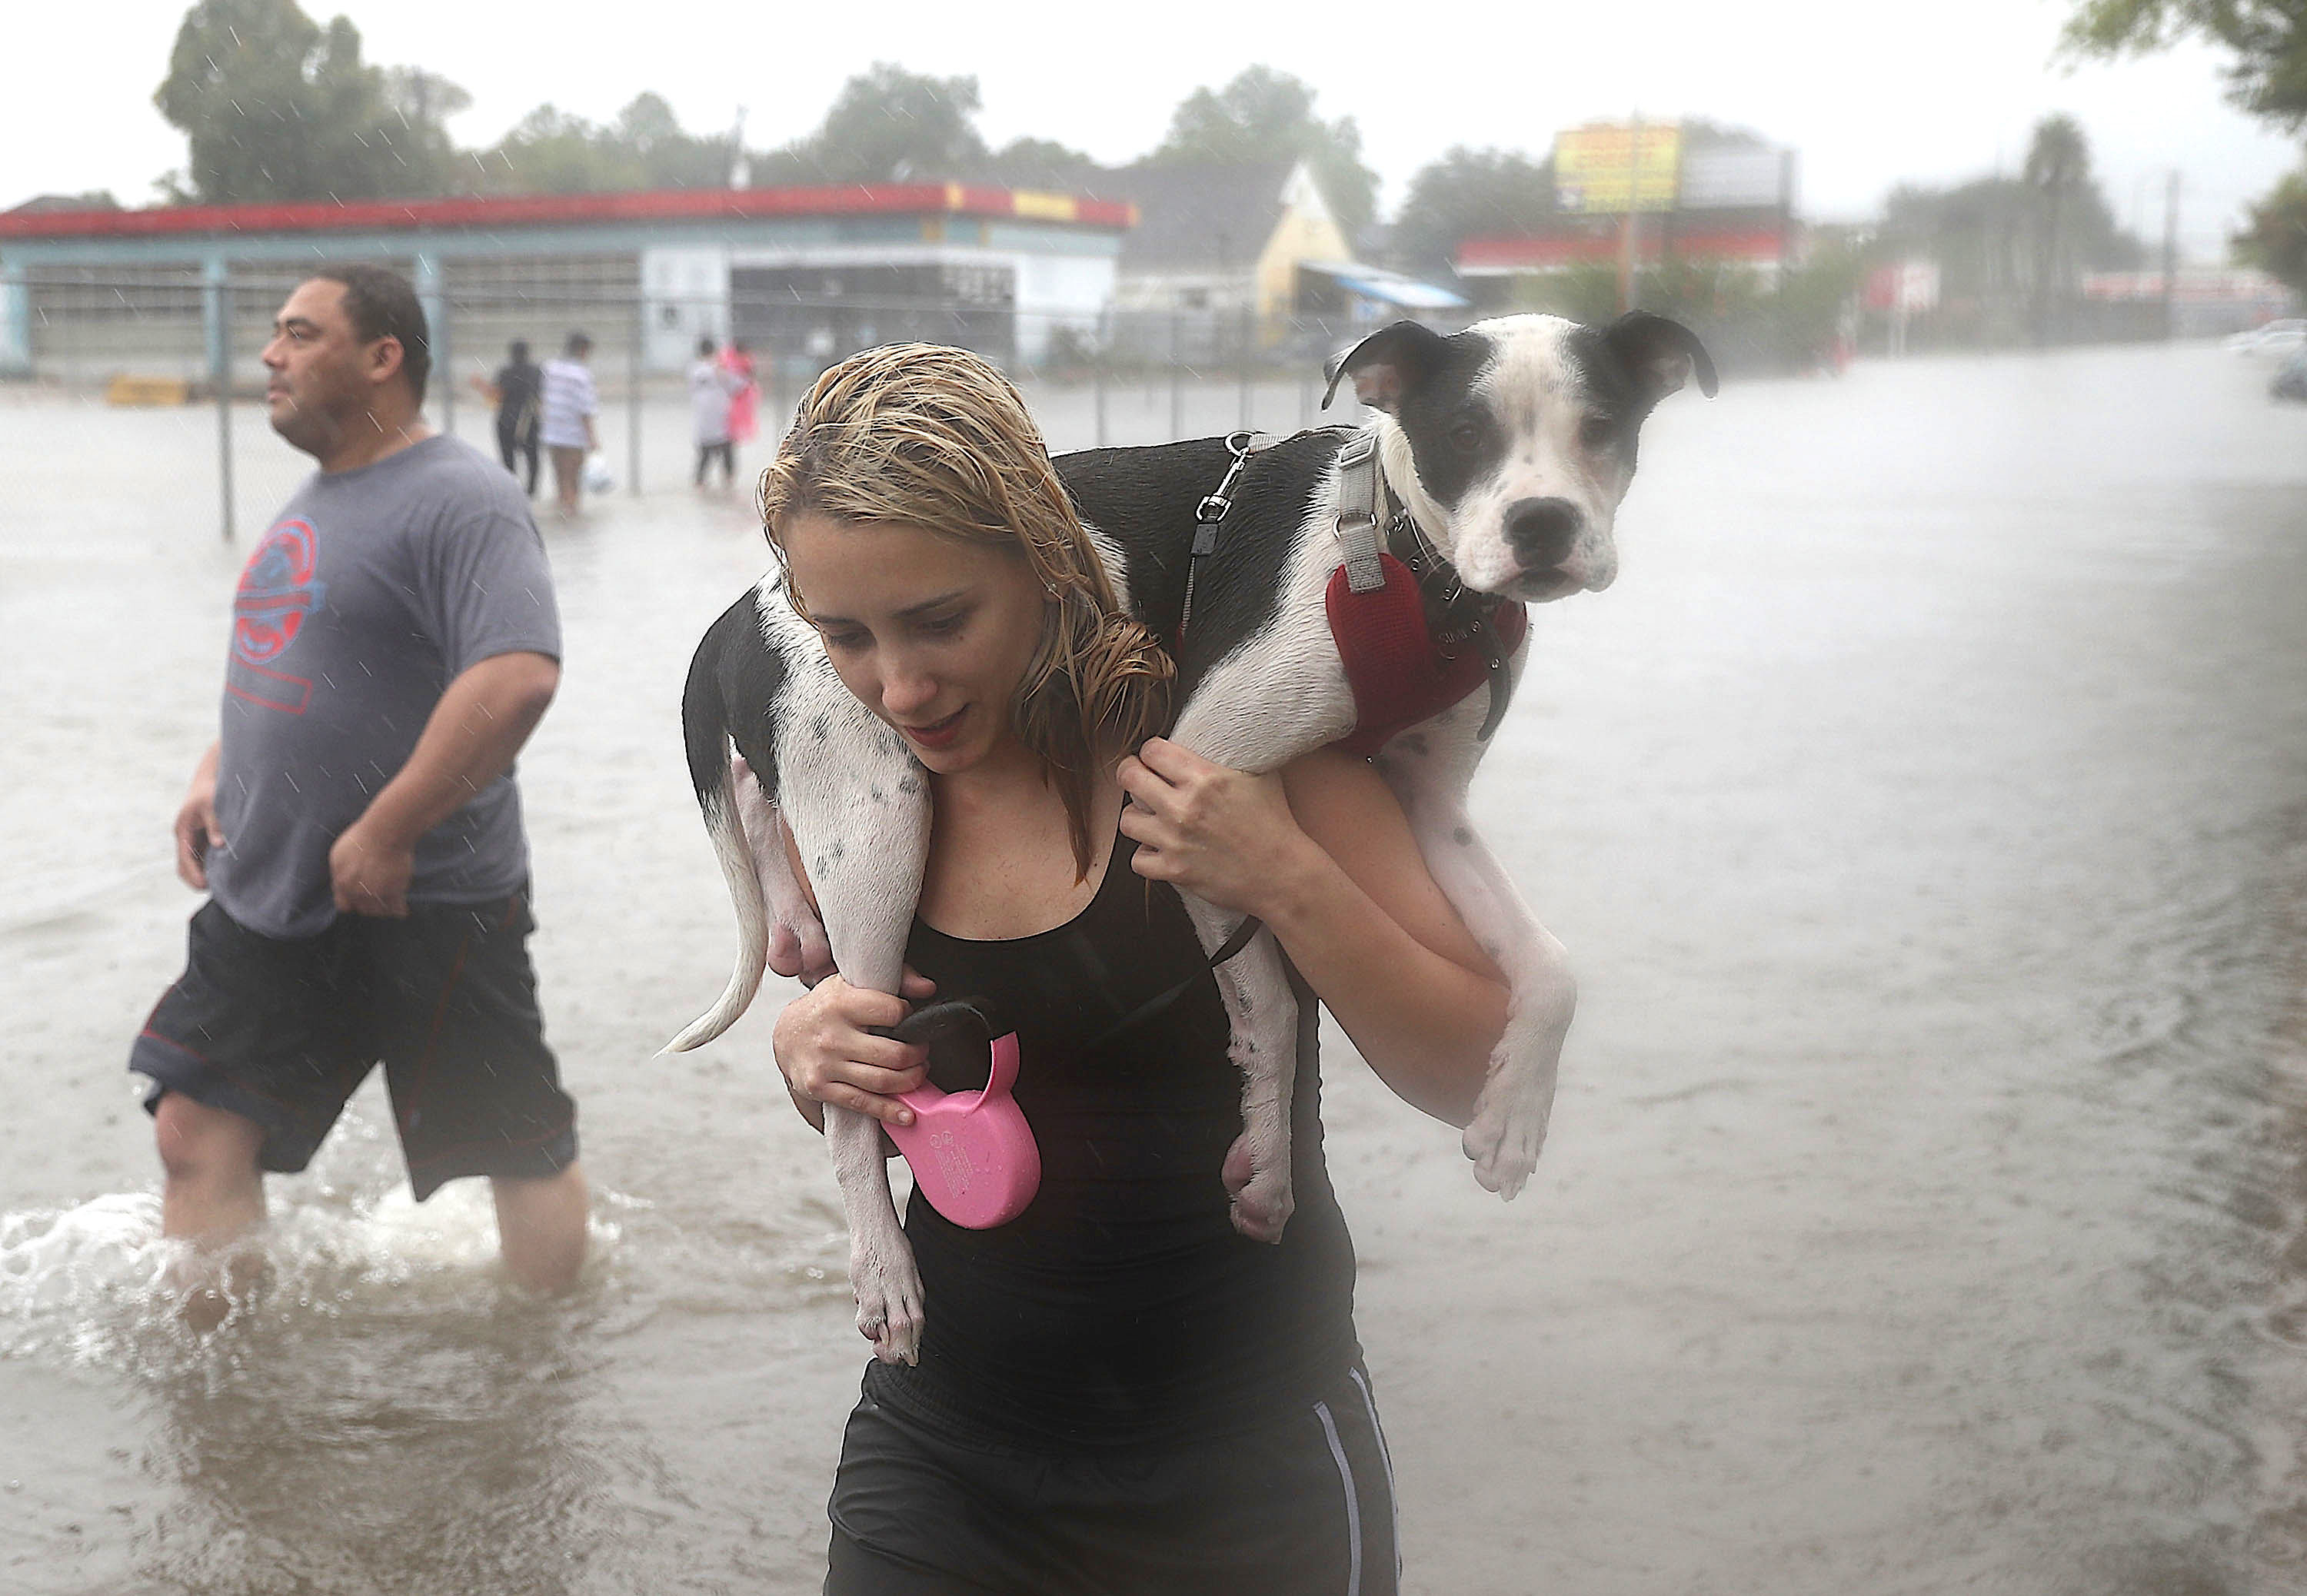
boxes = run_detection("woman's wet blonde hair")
[758,343,1174,878]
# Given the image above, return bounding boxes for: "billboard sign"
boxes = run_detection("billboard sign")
[1679,146,1793,211]
[1553,123,1683,214]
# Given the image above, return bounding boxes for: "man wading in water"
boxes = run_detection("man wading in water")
[128,264,588,1327]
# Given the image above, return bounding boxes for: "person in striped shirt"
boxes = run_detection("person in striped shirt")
[538,331,599,517]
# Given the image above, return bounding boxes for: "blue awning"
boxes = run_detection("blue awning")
[1302,261,1469,311]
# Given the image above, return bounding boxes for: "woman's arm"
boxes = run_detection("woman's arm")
[1120,739,1539,1128]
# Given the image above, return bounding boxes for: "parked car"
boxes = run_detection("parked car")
[2224,318,2307,355]
[2272,348,2307,403]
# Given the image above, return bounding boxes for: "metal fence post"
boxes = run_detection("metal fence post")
[414,251,448,436]
[1168,311,1183,441]
[629,291,644,494]
[1238,303,1253,430]
[205,258,234,543]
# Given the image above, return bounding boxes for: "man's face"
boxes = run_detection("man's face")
[260,279,391,457]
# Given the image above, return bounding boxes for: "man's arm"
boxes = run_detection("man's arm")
[174,740,224,889]
[328,651,560,916]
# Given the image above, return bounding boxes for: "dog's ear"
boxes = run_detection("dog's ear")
[1602,311,1719,404]
[1323,320,1454,412]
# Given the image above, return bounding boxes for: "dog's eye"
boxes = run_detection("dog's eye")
[1579,415,1618,448]
[1448,421,1486,453]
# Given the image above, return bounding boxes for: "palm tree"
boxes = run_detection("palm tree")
[2023,115,2092,344]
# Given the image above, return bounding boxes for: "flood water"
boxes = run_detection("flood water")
[4,341,2306,1594]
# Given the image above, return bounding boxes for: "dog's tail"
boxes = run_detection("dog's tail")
[664,605,774,1054]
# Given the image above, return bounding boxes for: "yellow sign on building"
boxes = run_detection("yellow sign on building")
[1553,122,1683,214]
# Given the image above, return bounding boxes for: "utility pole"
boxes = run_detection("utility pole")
[629,293,645,494]
[206,258,234,543]
[2159,170,2181,341]
[1618,115,1643,314]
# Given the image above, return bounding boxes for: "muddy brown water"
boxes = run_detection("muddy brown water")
[5,344,2307,1594]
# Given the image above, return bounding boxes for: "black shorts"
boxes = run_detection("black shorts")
[826,1362,1400,1596]
[129,890,577,1201]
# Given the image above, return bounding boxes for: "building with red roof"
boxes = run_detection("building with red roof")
[0,184,1136,384]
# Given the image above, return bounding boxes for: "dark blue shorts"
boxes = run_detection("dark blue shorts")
[129,890,577,1200]
[826,1360,1401,1596]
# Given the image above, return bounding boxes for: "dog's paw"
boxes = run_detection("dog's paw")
[1223,1134,1295,1244]
[853,1252,925,1366]
[1462,1073,1552,1199]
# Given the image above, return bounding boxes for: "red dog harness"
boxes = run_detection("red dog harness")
[1177,429,1528,763]
[1326,550,1526,758]
[1321,431,1526,758]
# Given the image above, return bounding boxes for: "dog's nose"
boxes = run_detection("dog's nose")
[1503,498,1583,570]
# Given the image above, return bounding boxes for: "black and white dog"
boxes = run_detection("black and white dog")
[671,313,1714,1363]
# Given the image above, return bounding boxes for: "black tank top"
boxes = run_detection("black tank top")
[868,831,1361,1448]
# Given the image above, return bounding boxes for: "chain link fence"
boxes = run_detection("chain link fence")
[10,270,1385,541]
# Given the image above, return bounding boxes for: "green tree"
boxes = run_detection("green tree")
[1390,146,1555,277]
[978,136,1104,190]
[1879,177,2036,306]
[154,0,464,202]
[788,63,988,183]
[478,105,632,194]
[2022,113,2094,340]
[2237,168,2307,294]
[2063,1,2307,129]
[476,93,737,194]
[615,92,738,188]
[1149,66,1378,234]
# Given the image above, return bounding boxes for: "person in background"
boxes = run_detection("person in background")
[538,331,599,517]
[481,338,542,497]
[690,334,741,490]
[720,336,761,464]
[132,264,588,1329]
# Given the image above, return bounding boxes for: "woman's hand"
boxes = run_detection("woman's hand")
[1128,741,1516,1129]
[771,969,937,1133]
[1117,737,1314,917]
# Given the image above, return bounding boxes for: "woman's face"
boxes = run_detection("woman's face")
[780,511,1050,776]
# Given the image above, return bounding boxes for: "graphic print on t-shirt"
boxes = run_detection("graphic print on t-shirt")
[229,517,327,714]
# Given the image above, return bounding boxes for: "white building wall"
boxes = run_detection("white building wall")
[1010,252,1116,362]
[642,244,732,371]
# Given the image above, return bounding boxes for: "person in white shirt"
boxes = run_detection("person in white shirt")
[689,334,742,489]
[538,331,599,517]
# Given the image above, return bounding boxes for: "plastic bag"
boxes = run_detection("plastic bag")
[583,451,616,494]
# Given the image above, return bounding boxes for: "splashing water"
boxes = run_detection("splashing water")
[0,1175,625,1378]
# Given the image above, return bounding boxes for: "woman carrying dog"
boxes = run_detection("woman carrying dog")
[764,344,1510,1594]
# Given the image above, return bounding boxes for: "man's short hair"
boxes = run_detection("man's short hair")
[697,334,717,357]
[308,264,431,406]
[566,331,593,356]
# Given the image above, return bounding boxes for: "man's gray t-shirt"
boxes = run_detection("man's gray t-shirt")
[209,434,562,939]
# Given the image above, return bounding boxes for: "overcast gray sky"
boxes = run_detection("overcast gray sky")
[5,0,2298,258]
